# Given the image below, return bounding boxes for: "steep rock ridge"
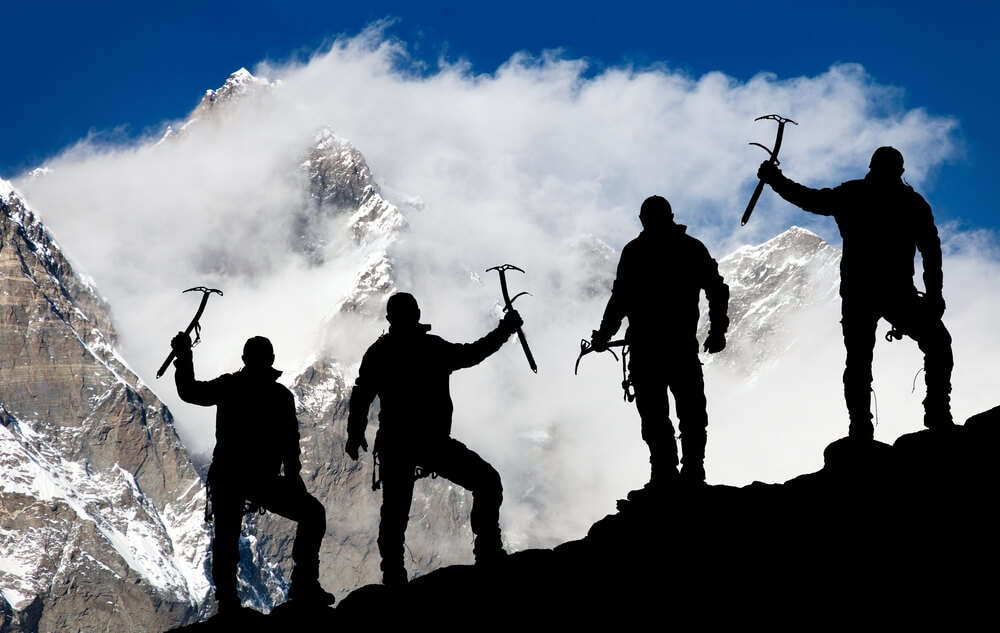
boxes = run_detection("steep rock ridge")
[0,183,210,632]
[170,407,1000,631]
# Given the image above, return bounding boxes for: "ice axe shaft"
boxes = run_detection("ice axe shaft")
[486,264,537,373]
[155,286,224,378]
[741,114,797,226]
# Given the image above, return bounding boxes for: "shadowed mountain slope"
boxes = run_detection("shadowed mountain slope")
[168,405,999,631]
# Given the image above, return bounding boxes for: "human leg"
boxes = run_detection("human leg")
[631,366,679,485]
[254,477,330,600]
[425,438,504,564]
[841,300,879,439]
[884,292,955,428]
[669,358,708,483]
[210,493,245,611]
[376,455,416,585]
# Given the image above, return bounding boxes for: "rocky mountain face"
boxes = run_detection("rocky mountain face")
[0,183,211,633]
[702,226,841,372]
[296,128,406,263]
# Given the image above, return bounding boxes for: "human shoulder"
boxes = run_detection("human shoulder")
[907,186,930,208]
[422,333,451,348]
[362,332,392,357]
[840,178,867,192]
[619,236,642,257]
[673,227,711,256]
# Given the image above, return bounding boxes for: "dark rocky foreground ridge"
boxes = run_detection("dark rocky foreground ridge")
[168,406,1000,631]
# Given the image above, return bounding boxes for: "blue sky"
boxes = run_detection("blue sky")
[3,0,998,231]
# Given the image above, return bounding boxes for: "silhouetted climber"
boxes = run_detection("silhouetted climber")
[170,332,334,612]
[591,196,729,485]
[346,292,522,586]
[758,147,955,439]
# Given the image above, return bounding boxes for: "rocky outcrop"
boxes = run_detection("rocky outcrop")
[193,68,275,116]
[168,406,1000,631]
[700,226,841,371]
[0,185,210,632]
[296,128,406,262]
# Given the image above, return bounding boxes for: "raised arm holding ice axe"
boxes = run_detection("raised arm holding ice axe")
[756,146,954,440]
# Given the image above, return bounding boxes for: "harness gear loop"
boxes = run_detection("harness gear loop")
[911,366,925,394]
[620,345,635,402]
[371,449,381,491]
[414,466,438,480]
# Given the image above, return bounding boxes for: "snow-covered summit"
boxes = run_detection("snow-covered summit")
[702,226,841,373]
[194,67,276,114]
[0,177,16,202]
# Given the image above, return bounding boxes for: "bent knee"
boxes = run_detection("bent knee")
[305,494,326,523]
[475,465,503,500]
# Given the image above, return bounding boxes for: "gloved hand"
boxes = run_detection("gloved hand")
[345,433,369,461]
[926,293,946,320]
[500,309,523,332]
[703,331,726,354]
[171,331,193,359]
[757,161,782,184]
[590,329,611,353]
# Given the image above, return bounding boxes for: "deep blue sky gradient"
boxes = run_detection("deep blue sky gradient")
[3,0,997,230]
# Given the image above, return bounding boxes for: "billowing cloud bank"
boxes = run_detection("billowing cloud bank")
[16,26,996,546]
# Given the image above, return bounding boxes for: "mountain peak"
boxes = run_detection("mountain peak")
[195,67,275,114]
[0,178,16,202]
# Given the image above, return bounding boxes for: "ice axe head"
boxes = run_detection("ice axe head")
[754,114,798,126]
[485,264,525,276]
[183,286,224,297]
[486,264,526,309]
[748,114,798,163]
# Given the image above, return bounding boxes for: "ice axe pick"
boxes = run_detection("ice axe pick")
[486,264,537,373]
[741,114,797,226]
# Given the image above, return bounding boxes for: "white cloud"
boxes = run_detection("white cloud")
[14,26,985,546]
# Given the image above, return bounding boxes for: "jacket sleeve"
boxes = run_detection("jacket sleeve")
[699,244,730,336]
[444,323,517,372]
[596,246,631,341]
[282,390,302,479]
[173,354,224,406]
[770,173,847,217]
[347,346,378,440]
[914,193,944,296]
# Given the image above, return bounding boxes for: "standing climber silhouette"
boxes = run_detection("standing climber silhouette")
[591,195,730,485]
[170,332,334,613]
[345,292,522,586]
[758,147,955,439]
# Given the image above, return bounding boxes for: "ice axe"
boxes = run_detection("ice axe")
[486,264,537,373]
[741,114,797,226]
[574,337,626,375]
[155,286,224,378]
[574,337,633,402]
